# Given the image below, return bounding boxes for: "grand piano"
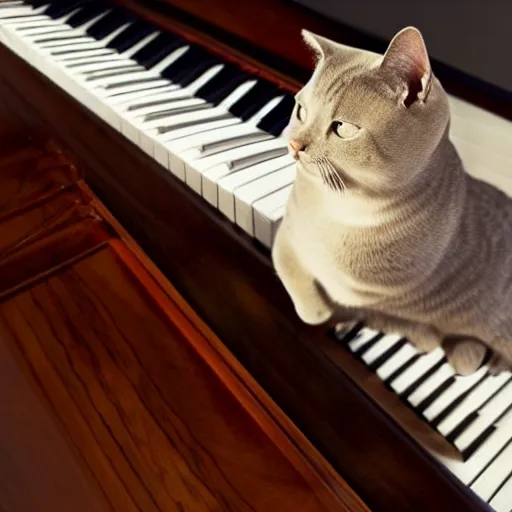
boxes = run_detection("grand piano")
[0,1,511,510]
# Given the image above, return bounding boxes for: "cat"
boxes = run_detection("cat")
[271,26,512,376]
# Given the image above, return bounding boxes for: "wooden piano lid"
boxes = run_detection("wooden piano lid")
[0,135,368,511]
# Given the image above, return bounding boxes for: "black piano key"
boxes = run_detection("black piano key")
[446,410,479,444]
[430,374,491,428]
[462,425,496,461]
[415,375,456,415]
[330,322,365,343]
[23,0,52,6]
[106,19,155,53]
[195,64,250,105]
[354,332,384,358]
[229,80,279,121]
[368,338,407,373]
[42,0,92,19]
[86,6,135,40]
[66,1,109,29]
[131,32,184,68]
[398,358,446,400]
[160,46,221,86]
[257,94,294,136]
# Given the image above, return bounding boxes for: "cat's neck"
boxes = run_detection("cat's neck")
[293,135,467,229]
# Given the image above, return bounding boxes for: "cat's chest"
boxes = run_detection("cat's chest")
[290,215,388,305]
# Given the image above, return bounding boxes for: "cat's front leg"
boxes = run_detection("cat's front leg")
[272,226,334,325]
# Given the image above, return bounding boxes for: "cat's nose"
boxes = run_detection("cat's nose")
[289,139,304,159]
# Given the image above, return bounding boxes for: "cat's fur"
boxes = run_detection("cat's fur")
[272,27,512,375]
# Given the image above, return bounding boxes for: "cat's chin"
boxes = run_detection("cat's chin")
[296,160,321,182]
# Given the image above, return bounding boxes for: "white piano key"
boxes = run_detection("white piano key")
[422,365,488,422]
[375,343,418,381]
[407,362,454,407]
[151,45,190,73]
[441,408,512,486]
[67,58,138,73]
[437,372,511,437]
[13,24,73,36]
[0,14,49,26]
[53,48,116,61]
[347,327,380,351]
[99,22,132,47]
[123,97,209,143]
[77,64,143,79]
[140,107,232,155]
[390,347,445,394]
[253,188,291,247]
[185,138,287,194]
[217,155,293,221]
[489,472,512,512]
[201,146,282,206]
[454,380,512,452]
[234,166,295,234]
[137,79,258,156]
[471,438,512,501]
[88,69,173,89]
[122,96,206,119]
[360,333,403,365]
[106,84,180,106]
[38,38,99,50]
[167,124,270,159]
[121,30,160,58]
[155,119,241,174]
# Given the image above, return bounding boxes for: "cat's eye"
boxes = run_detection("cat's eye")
[296,104,307,122]
[332,121,360,139]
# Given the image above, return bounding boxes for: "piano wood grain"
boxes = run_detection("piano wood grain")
[1,245,362,512]
[0,136,366,511]
[0,42,488,511]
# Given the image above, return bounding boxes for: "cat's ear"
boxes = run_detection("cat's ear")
[301,29,336,60]
[381,26,432,107]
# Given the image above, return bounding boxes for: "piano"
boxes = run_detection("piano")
[0,0,511,510]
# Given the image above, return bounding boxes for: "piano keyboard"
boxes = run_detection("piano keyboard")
[1,1,511,510]
[336,326,512,511]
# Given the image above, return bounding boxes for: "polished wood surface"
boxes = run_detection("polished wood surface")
[0,39,489,511]
[0,137,366,511]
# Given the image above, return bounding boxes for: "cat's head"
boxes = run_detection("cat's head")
[286,27,450,195]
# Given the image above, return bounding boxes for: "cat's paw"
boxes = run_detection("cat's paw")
[407,331,441,353]
[442,337,488,376]
[295,302,333,325]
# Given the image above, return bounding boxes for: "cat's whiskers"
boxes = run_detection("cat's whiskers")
[316,156,346,194]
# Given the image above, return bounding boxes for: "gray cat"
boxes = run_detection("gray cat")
[272,26,512,376]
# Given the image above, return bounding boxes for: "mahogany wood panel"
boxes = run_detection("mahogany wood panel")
[0,45,489,510]
[0,137,366,511]
[118,0,511,120]
[0,245,364,511]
